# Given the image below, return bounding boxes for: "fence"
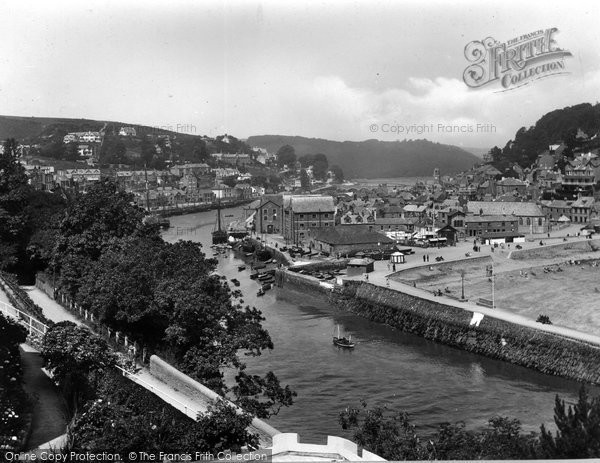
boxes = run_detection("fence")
[36,273,146,365]
[0,300,49,347]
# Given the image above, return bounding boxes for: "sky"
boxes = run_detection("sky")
[1,0,599,150]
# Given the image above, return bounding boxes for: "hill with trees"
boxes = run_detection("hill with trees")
[247,135,479,178]
[487,102,600,170]
[0,115,253,169]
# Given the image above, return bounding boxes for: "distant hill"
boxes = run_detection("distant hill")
[461,146,489,158]
[0,115,193,142]
[0,115,254,168]
[247,135,479,178]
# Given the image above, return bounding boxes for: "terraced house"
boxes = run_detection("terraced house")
[467,201,547,234]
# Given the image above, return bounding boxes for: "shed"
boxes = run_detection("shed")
[347,258,374,277]
[390,252,405,264]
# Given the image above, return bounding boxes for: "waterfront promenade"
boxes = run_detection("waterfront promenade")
[345,263,600,348]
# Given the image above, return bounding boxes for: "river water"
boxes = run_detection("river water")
[162,206,583,442]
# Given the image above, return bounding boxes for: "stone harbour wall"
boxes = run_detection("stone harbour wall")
[510,239,600,260]
[328,281,600,385]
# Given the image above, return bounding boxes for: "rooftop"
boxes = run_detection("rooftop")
[289,195,335,213]
[312,227,394,245]
[467,201,544,217]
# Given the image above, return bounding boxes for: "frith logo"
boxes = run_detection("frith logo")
[463,28,572,91]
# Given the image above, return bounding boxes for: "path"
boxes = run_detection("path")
[21,286,82,326]
[345,265,600,348]
[19,344,68,450]
[14,285,277,446]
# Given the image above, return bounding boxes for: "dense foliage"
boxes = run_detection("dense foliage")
[490,102,600,170]
[49,178,294,421]
[68,369,258,454]
[341,387,600,460]
[42,322,116,414]
[0,138,66,281]
[0,313,30,454]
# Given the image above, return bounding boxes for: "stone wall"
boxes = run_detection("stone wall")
[329,281,600,384]
[149,355,280,444]
[276,270,333,295]
[510,239,600,260]
[288,259,350,273]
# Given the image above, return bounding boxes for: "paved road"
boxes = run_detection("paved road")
[22,286,82,326]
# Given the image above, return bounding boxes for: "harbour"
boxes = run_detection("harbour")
[163,206,586,441]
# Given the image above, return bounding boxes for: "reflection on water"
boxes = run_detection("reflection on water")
[163,208,584,441]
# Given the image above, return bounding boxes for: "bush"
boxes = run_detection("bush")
[0,313,31,453]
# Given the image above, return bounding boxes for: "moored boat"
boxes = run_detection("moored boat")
[333,325,355,349]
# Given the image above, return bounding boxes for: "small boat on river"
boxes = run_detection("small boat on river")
[333,325,355,349]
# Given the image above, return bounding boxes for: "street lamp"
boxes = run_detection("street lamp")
[459,269,466,300]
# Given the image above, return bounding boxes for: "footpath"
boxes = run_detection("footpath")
[13,285,277,447]
[0,288,68,450]
[346,259,600,348]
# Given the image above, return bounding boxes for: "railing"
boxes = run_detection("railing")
[0,299,49,339]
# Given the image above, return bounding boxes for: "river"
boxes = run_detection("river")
[162,206,583,442]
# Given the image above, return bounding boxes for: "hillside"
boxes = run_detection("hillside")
[0,115,252,168]
[247,135,479,178]
[492,102,600,169]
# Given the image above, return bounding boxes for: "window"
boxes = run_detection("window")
[519,217,523,225]
[312,214,317,219]
[538,218,542,226]
[324,213,329,219]
[526,217,531,226]
[325,223,330,226]
[299,223,305,228]
[299,214,304,219]
[311,222,317,227]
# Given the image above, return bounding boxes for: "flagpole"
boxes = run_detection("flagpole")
[492,261,495,309]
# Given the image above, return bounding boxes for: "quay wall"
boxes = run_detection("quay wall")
[331,281,600,384]
[510,239,600,260]
[276,269,332,295]
[279,271,600,384]
[157,199,254,218]
[288,259,350,273]
[246,237,291,266]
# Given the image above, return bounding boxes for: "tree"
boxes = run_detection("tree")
[339,402,426,460]
[42,321,116,413]
[330,165,344,182]
[0,138,31,269]
[276,145,296,168]
[68,370,259,454]
[539,385,600,458]
[64,142,80,162]
[73,236,295,418]
[489,146,502,164]
[52,179,157,295]
[300,169,310,189]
